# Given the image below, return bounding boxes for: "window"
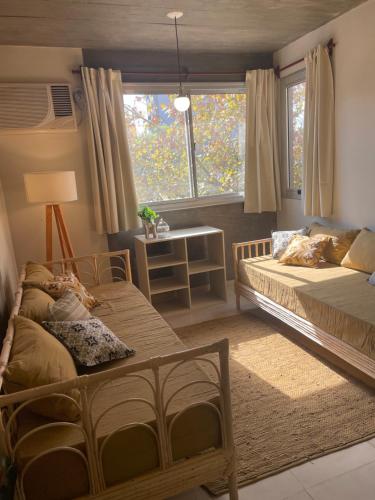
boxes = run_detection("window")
[281,71,306,198]
[123,84,246,208]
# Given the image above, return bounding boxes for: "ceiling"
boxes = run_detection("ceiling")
[0,0,366,53]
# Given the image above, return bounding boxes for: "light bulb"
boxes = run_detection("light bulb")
[174,95,190,112]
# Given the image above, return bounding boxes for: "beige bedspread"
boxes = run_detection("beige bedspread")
[239,256,375,359]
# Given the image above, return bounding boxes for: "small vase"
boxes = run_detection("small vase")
[151,222,158,239]
[143,220,158,239]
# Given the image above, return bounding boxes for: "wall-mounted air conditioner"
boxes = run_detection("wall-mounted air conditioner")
[0,83,77,134]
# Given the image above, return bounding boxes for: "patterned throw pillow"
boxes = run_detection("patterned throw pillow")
[32,272,98,309]
[272,228,308,259]
[48,290,91,322]
[43,318,135,367]
[279,235,331,268]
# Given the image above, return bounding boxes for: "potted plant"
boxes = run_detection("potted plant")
[137,206,159,239]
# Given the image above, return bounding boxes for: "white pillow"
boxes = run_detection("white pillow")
[272,228,308,259]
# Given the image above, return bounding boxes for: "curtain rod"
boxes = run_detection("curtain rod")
[72,39,334,80]
[72,69,247,77]
[274,38,335,78]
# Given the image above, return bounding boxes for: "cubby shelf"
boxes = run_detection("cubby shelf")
[148,254,187,270]
[188,259,224,275]
[150,276,189,295]
[135,226,227,311]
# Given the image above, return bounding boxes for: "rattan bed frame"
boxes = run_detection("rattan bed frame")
[0,250,238,500]
[233,238,375,387]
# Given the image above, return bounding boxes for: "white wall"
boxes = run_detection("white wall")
[0,46,108,268]
[274,0,375,231]
[0,178,17,335]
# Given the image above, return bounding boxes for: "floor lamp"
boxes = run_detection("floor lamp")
[24,171,78,272]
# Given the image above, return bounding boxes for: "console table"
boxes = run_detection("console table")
[134,226,227,310]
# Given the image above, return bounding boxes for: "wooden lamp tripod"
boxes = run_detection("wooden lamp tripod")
[24,171,78,272]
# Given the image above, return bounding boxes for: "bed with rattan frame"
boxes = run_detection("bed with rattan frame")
[233,238,375,387]
[0,250,238,500]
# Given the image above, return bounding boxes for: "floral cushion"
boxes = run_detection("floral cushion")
[43,318,135,367]
[272,228,308,259]
[279,235,331,268]
[309,222,360,265]
[28,272,98,309]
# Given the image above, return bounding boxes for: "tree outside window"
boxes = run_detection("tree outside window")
[123,89,246,205]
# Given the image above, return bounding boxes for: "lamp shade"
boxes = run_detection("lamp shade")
[24,171,77,204]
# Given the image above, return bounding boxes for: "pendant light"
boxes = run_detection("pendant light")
[167,11,190,112]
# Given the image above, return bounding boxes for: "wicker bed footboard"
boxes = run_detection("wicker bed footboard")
[0,339,237,500]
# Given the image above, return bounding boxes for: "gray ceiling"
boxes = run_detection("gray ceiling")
[0,0,366,53]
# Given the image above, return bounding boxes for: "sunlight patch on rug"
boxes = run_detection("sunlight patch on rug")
[176,313,375,495]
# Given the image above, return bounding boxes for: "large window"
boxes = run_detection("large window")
[281,71,306,198]
[123,85,246,207]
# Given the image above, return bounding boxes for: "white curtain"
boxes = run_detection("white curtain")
[81,67,140,234]
[303,45,334,217]
[244,69,281,213]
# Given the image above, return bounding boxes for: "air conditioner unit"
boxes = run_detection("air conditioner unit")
[0,83,77,133]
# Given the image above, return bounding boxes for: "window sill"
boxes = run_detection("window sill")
[146,194,244,212]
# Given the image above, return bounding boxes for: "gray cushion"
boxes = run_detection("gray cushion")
[48,290,91,322]
[272,228,308,259]
[43,318,135,367]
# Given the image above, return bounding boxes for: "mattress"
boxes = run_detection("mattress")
[15,282,220,498]
[239,256,375,359]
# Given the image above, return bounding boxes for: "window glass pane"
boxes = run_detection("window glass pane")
[123,94,192,204]
[191,93,246,197]
[287,82,305,191]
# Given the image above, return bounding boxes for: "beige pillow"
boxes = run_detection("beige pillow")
[309,222,360,265]
[279,235,330,268]
[24,261,54,282]
[19,287,55,323]
[5,316,80,421]
[341,229,375,274]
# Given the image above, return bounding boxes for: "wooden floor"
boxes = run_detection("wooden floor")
[165,281,375,500]
[159,280,254,329]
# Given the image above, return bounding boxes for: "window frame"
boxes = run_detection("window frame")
[280,69,306,200]
[123,82,246,211]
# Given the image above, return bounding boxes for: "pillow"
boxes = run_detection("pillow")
[48,290,91,322]
[341,229,375,274]
[279,235,330,268]
[24,262,54,283]
[5,316,80,421]
[19,288,55,323]
[368,272,375,286]
[272,228,308,259]
[43,318,135,367]
[309,222,360,265]
[30,272,98,309]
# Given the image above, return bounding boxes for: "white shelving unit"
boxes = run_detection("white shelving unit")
[134,226,227,311]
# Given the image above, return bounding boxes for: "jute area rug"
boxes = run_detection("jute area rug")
[175,312,375,495]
